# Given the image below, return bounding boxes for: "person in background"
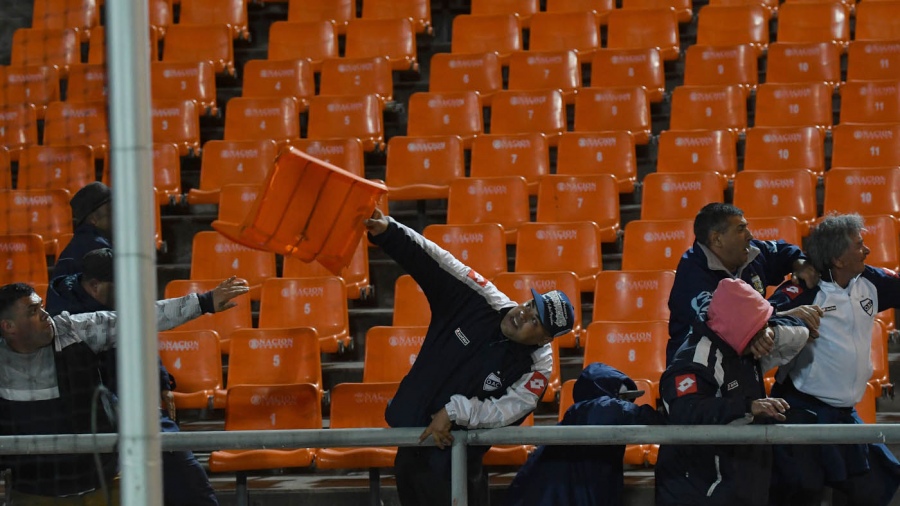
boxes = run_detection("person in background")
[52,182,112,279]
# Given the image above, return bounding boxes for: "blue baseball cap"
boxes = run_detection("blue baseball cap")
[530,288,575,338]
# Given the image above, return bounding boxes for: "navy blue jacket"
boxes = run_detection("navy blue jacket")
[51,223,112,279]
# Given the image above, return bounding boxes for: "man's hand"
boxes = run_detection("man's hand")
[161,390,177,421]
[364,208,389,236]
[792,259,820,289]
[419,408,454,449]
[747,327,775,359]
[778,304,824,339]
[212,276,250,312]
[750,397,790,421]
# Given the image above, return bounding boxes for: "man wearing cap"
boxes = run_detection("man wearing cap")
[52,181,113,279]
[656,278,810,506]
[365,209,575,506]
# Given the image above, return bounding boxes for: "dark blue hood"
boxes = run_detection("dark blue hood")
[573,362,638,403]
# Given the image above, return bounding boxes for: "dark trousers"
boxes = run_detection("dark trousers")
[395,446,490,506]
[160,413,218,506]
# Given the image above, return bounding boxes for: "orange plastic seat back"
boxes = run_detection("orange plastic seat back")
[657,129,737,182]
[734,169,818,228]
[824,167,900,217]
[840,81,900,125]
[164,279,253,353]
[471,133,550,193]
[514,221,602,292]
[288,0,354,34]
[583,320,668,381]
[591,48,665,102]
[17,145,94,195]
[0,104,39,161]
[157,329,224,408]
[574,87,651,144]
[32,0,100,36]
[43,100,109,157]
[558,379,576,421]
[223,383,322,431]
[345,18,417,71]
[241,58,314,111]
[447,176,530,243]
[0,234,49,286]
[556,131,637,193]
[621,219,694,270]
[746,216,803,245]
[362,0,432,34]
[216,184,260,224]
[869,320,889,390]
[11,28,80,76]
[766,42,841,87]
[832,123,900,170]
[593,270,675,322]
[546,0,615,24]
[187,139,277,205]
[147,143,182,205]
[407,91,483,146]
[848,41,900,81]
[536,174,621,243]
[149,0,173,39]
[422,223,508,281]
[528,12,601,61]
[0,65,60,118]
[492,271,582,349]
[670,84,747,133]
[307,94,384,152]
[223,96,300,144]
[282,239,372,300]
[289,138,365,177]
[0,189,72,255]
[507,50,581,101]
[385,135,465,201]
[320,56,393,103]
[179,0,249,40]
[190,230,277,297]
[151,99,200,156]
[363,326,427,382]
[471,0,539,26]
[429,52,503,106]
[856,1,900,42]
[622,0,692,22]
[684,44,758,89]
[607,8,680,60]
[258,277,350,354]
[744,126,825,176]
[227,327,322,392]
[268,21,338,71]
[451,14,522,62]
[0,149,9,189]
[392,275,431,327]
[696,5,769,54]
[640,172,725,220]
[755,82,833,130]
[856,382,878,425]
[327,382,397,429]
[163,24,234,75]
[490,89,566,144]
[88,26,158,65]
[862,215,900,271]
[777,2,849,47]
[65,63,107,102]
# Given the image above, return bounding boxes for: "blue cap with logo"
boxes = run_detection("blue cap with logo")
[530,288,575,338]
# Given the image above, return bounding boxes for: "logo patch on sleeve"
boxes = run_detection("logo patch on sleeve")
[782,284,803,300]
[524,372,548,396]
[675,374,698,397]
[467,269,488,287]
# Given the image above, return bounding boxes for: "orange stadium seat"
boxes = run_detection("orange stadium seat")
[164,278,253,354]
[583,320,668,382]
[832,123,900,170]
[287,0,354,34]
[241,59,314,111]
[11,28,80,77]
[149,0,174,40]
[656,129,737,185]
[223,96,300,145]
[746,216,803,246]
[422,223,508,281]
[88,26,158,65]
[862,215,900,272]
[766,42,841,88]
[754,82,833,130]
[42,100,108,158]
[684,44,758,89]
[267,21,338,72]
[669,85,747,134]
[31,0,99,39]
[406,91,483,148]
[573,87,651,145]
[187,139,277,205]
[0,65,60,119]
[0,189,72,255]
[307,94,384,152]
[65,63,106,102]
[777,2,849,48]
[556,131,637,193]
[345,18,418,72]
[621,219,694,271]
[641,172,725,220]
[362,0,432,34]
[451,14,522,64]
[606,8,680,61]
[824,167,900,218]
[856,382,878,425]
[493,271,582,348]
[320,56,393,104]
[733,169,818,234]
[536,174,621,243]
[0,149,9,188]
[226,328,322,398]
[470,133,549,194]
[147,143,182,205]
[17,145,94,195]
[590,48,665,103]
[429,52,503,106]
[0,104,38,161]
[385,135,464,201]
[744,126,825,177]
[559,379,576,421]
[179,0,249,40]
[157,329,226,410]
[708,0,778,15]
[447,176,530,243]
[529,12,601,62]
[363,326,426,383]
[258,277,351,353]
[546,0,615,25]
[855,1,900,42]
[840,80,900,125]
[0,234,49,286]
[471,0,539,27]
[593,270,675,322]
[391,275,430,327]
[315,382,399,469]
[696,5,769,56]
[482,413,536,466]
[190,230,277,300]
[289,138,365,177]
[282,239,372,300]
[151,99,200,156]
[514,221,603,293]
[162,24,234,75]
[215,183,259,224]
[869,320,890,393]
[621,0,692,23]
[848,41,900,81]
[489,89,566,145]
[507,50,581,103]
